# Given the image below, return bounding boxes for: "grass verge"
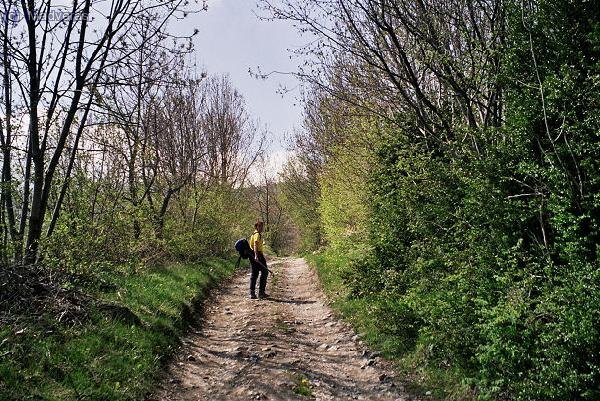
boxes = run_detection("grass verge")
[0,257,236,401]
[305,249,473,401]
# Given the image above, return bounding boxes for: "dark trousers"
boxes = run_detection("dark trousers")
[250,253,268,295]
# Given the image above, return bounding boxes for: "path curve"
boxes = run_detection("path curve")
[150,257,410,401]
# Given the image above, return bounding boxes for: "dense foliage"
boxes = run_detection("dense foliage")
[276,0,600,399]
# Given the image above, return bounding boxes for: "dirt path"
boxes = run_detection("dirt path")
[150,257,410,401]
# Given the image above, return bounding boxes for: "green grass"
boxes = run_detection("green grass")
[292,373,314,398]
[304,250,352,300]
[305,250,474,401]
[0,257,236,401]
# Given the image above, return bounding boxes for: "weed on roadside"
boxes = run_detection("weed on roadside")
[292,372,314,398]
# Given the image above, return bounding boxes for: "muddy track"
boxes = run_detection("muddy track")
[149,257,410,401]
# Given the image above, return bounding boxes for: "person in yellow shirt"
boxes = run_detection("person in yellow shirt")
[249,220,269,299]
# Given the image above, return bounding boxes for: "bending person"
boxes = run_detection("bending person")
[249,220,269,299]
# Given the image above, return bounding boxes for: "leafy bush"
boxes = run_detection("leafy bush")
[338,2,600,398]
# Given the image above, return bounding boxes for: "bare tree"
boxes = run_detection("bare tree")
[0,0,200,264]
[85,13,197,239]
[201,75,265,188]
[142,78,206,237]
[259,0,505,150]
[250,153,290,252]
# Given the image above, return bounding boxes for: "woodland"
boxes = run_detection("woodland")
[2,1,599,400]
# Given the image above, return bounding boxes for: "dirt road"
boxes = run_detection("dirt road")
[150,257,410,401]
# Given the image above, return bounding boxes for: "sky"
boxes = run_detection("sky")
[187,0,306,175]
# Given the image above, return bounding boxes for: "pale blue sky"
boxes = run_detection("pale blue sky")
[189,0,306,169]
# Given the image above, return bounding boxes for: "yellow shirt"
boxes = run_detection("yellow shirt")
[249,231,264,253]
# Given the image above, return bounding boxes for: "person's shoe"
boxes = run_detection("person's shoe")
[258,292,269,299]
[250,293,257,299]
